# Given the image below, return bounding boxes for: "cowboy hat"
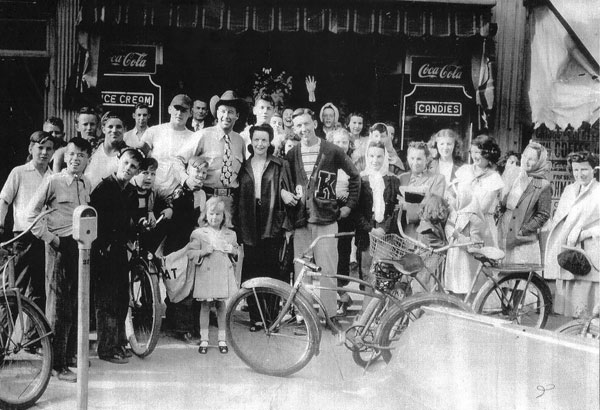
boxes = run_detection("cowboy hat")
[209,90,244,117]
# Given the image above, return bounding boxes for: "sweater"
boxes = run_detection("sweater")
[286,140,360,227]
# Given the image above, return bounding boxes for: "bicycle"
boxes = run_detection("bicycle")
[556,304,600,339]
[373,226,553,364]
[0,210,54,410]
[226,232,469,376]
[124,215,165,358]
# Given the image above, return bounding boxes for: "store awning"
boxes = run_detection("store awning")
[547,0,599,66]
[80,0,495,37]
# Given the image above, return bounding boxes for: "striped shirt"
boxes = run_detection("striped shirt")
[301,139,321,180]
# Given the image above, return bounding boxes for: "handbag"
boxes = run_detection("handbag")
[557,245,592,276]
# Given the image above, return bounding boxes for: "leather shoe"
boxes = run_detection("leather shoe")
[99,353,129,364]
[120,346,133,358]
[198,341,209,354]
[54,367,77,383]
[218,341,228,354]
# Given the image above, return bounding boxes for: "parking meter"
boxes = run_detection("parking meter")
[72,205,97,410]
[73,206,97,249]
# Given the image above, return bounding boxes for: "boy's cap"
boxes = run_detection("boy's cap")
[170,94,192,110]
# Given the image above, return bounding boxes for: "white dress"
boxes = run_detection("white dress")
[455,165,504,247]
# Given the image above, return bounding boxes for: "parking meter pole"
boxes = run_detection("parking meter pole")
[77,246,91,410]
[73,205,98,410]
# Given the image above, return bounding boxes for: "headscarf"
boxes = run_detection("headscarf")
[522,141,552,179]
[360,143,389,223]
[503,142,551,209]
[319,102,340,124]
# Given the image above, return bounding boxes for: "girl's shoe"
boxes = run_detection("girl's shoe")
[198,340,209,355]
[218,340,228,354]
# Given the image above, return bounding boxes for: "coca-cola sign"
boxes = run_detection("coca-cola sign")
[410,57,466,85]
[101,45,156,74]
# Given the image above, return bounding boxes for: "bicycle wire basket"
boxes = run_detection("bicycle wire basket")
[369,233,415,261]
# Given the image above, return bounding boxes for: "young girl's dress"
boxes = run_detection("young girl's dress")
[189,226,238,301]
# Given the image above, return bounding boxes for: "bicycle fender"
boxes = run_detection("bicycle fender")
[240,278,322,349]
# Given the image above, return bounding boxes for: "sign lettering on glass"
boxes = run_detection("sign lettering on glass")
[411,57,466,85]
[101,45,157,74]
[101,91,155,107]
[415,101,462,116]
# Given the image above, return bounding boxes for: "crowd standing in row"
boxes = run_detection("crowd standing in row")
[1,86,598,383]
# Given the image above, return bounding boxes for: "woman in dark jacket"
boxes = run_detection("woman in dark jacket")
[237,123,294,331]
[497,141,552,263]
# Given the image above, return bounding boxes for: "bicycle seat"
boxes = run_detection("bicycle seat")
[469,247,505,264]
[378,253,424,277]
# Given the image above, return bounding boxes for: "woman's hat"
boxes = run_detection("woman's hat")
[209,90,244,117]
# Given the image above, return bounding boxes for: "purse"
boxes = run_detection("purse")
[557,245,592,276]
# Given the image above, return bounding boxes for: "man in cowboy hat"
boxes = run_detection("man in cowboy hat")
[194,90,246,213]
[140,94,204,196]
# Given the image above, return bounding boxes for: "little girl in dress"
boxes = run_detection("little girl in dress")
[187,196,239,354]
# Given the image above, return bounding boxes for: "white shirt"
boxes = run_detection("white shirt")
[0,161,52,232]
[123,127,147,148]
[85,145,119,189]
[142,123,201,195]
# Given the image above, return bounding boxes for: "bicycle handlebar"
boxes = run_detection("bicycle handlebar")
[395,218,482,254]
[300,231,354,260]
[0,209,56,249]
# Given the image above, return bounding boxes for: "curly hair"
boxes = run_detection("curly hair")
[419,194,449,224]
[346,112,368,138]
[430,129,463,162]
[408,140,431,158]
[471,134,501,165]
[567,151,599,172]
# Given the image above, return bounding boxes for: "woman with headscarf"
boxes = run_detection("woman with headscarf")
[497,141,552,264]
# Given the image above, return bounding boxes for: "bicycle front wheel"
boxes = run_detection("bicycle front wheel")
[557,320,600,339]
[226,286,319,377]
[126,261,162,358]
[0,295,53,410]
[374,293,470,364]
[350,297,384,368]
[473,272,552,329]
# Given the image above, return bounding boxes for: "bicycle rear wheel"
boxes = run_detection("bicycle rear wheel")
[126,260,162,358]
[473,272,552,329]
[226,286,319,377]
[557,320,600,339]
[0,295,52,410]
[374,293,470,364]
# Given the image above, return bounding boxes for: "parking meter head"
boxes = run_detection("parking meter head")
[72,205,98,247]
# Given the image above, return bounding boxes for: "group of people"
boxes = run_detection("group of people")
[1,86,598,384]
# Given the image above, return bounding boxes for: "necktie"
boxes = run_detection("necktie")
[195,123,200,132]
[220,134,233,187]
